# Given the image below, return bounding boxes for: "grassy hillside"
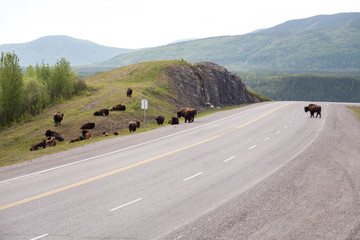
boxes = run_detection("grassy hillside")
[85,13,360,74]
[0,60,263,167]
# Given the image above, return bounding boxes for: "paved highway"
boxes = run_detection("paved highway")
[1,101,359,239]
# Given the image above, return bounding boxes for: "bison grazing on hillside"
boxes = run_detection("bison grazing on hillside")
[82,130,92,139]
[110,104,126,111]
[45,130,64,141]
[126,88,133,98]
[304,104,321,118]
[46,136,56,147]
[178,107,197,123]
[128,119,140,133]
[30,140,47,151]
[168,117,179,125]
[80,122,95,129]
[54,111,64,126]
[94,108,109,116]
[155,115,165,125]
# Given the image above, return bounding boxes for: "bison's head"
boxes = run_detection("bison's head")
[304,106,309,112]
[45,130,53,137]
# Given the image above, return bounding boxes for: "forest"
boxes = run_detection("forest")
[0,52,87,129]
[241,72,360,102]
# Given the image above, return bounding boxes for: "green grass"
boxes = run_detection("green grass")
[347,106,360,121]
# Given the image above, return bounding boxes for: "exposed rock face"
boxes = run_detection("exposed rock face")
[166,62,258,110]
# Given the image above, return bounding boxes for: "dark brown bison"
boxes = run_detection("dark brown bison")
[69,136,83,143]
[80,122,95,129]
[45,130,64,141]
[46,136,56,147]
[177,107,197,123]
[155,115,165,125]
[128,119,140,132]
[126,88,133,97]
[54,111,64,126]
[94,108,109,116]
[168,117,179,125]
[110,104,126,111]
[304,104,321,118]
[30,140,46,151]
[113,131,120,135]
[82,130,92,139]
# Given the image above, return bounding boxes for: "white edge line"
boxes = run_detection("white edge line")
[184,172,203,182]
[224,156,235,162]
[1,103,281,184]
[264,137,270,141]
[276,130,281,134]
[29,234,49,240]
[110,198,143,212]
[248,145,256,150]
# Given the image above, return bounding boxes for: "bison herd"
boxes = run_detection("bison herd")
[29,87,199,151]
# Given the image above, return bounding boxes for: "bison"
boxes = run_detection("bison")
[46,136,56,147]
[177,107,197,123]
[80,122,95,129]
[113,131,120,135]
[69,136,83,143]
[30,140,46,151]
[304,104,321,118]
[110,104,126,111]
[45,130,64,141]
[155,115,165,125]
[128,119,140,133]
[54,111,64,126]
[126,88,133,98]
[168,117,179,125]
[101,132,109,137]
[82,130,92,139]
[94,108,109,116]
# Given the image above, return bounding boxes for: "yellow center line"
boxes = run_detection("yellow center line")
[0,103,291,211]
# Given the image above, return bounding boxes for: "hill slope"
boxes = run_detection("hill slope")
[0,35,134,66]
[0,60,261,166]
[91,13,360,74]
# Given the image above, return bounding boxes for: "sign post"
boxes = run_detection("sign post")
[141,99,148,129]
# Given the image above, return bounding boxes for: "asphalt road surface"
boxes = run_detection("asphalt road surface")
[1,101,359,240]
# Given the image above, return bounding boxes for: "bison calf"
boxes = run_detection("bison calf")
[82,130,92,139]
[168,117,179,125]
[46,136,56,147]
[30,140,46,151]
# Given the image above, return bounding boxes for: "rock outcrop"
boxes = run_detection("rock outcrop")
[166,62,259,110]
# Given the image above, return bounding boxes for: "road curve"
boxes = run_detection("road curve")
[0,101,359,240]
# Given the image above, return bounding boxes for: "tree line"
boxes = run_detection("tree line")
[240,72,360,102]
[0,52,87,129]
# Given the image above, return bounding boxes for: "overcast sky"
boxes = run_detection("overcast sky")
[1,0,359,49]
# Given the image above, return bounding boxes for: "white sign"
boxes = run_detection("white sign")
[141,99,148,110]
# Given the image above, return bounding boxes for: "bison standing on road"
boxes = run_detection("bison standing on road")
[110,104,126,111]
[304,104,321,118]
[155,115,165,125]
[30,140,47,151]
[45,130,64,141]
[128,119,140,133]
[94,108,109,116]
[54,111,64,126]
[126,88,133,98]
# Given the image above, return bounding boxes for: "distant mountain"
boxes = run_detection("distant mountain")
[0,35,134,66]
[90,12,360,74]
